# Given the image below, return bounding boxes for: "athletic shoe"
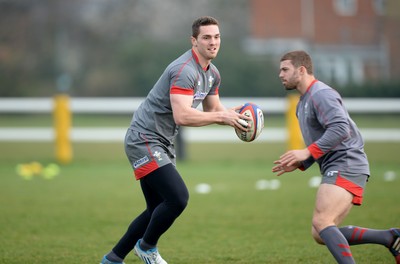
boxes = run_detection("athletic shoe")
[389,228,400,264]
[134,239,168,264]
[100,255,125,264]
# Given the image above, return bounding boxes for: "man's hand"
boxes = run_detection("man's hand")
[272,148,311,176]
[220,105,252,131]
[272,162,300,176]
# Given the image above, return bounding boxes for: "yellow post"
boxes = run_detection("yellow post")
[53,94,72,164]
[286,94,304,150]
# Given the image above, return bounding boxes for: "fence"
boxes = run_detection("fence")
[1,97,400,142]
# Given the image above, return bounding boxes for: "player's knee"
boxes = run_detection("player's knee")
[311,227,325,245]
[313,236,325,245]
[311,216,329,244]
[176,193,189,212]
[312,214,327,233]
[169,191,189,216]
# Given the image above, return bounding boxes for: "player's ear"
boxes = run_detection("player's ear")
[299,66,306,75]
[191,36,197,47]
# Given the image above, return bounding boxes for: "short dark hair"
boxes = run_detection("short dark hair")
[192,16,219,38]
[280,50,313,74]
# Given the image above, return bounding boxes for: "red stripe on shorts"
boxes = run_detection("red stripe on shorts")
[134,160,159,180]
[335,174,364,205]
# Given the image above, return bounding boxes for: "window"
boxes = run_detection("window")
[372,0,386,15]
[333,0,357,16]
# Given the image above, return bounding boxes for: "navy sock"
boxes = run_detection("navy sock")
[319,225,355,264]
[105,251,124,262]
[340,225,393,246]
[140,239,156,251]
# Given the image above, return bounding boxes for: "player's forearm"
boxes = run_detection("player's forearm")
[173,108,224,127]
[202,102,226,112]
[308,122,350,159]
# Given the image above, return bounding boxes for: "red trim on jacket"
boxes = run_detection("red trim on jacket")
[308,142,324,159]
[170,86,194,95]
[191,49,200,64]
[305,79,318,93]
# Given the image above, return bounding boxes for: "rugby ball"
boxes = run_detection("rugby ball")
[235,103,264,142]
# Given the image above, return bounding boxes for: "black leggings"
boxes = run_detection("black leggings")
[113,164,189,258]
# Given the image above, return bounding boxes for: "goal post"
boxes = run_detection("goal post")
[53,94,72,164]
[286,94,304,150]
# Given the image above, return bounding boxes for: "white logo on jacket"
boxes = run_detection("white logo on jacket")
[208,76,214,88]
[153,151,162,161]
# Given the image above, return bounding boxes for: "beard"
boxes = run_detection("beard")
[282,80,297,90]
[282,76,299,91]
[284,85,297,91]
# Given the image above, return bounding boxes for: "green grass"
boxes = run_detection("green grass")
[0,141,399,263]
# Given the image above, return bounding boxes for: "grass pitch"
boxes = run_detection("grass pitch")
[0,141,399,263]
